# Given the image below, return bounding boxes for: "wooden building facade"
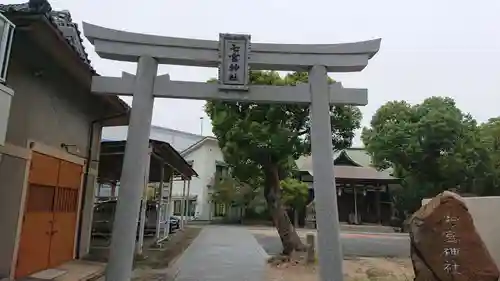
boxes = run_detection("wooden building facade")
[297,148,400,226]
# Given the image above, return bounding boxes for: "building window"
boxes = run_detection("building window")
[173,199,196,216]
[0,14,15,83]
[173,200,182,215]
[215,163,229,181]
[213,203,226,217]
[187,199,196,216]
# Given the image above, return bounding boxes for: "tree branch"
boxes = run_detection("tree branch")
[297,128,310,136]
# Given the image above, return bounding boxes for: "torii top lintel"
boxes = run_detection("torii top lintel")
[82,22,381,72]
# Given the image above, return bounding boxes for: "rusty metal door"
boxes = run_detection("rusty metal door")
[15,153,83,278]
[49,160,82,267]
[15,153,59,278]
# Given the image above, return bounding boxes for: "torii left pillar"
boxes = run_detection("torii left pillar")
[105,56,158,281]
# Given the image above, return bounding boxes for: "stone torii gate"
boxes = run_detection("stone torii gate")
[83,22,381,281]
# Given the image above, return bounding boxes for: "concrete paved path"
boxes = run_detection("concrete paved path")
[171,226,268,281]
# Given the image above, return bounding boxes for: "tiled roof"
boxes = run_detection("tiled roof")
[335,148,373,167]
[297,148,393,171]
[297,149,364,170]
[296,148,398,182]
[0,0,94,73]
[0,0,130,112]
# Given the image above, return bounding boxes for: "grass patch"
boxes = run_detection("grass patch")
[84,227,202,270]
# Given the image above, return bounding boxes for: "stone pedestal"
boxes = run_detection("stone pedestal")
[305,201,316,229]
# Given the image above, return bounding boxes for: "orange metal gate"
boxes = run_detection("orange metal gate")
[49,160,81,267]
[15,152,83,278]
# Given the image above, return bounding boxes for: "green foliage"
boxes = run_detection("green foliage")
[210,174,255,208]
[478,117,500,195]
[362,97,500,217]
[479,117,500,161]
[391,175,436,217]
[363,97,487,191]
[205,70,362,182]
[280,178,309,210]
[362,97,497,215]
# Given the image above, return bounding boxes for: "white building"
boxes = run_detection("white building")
[102,125,226,221]
[102,125,203,152]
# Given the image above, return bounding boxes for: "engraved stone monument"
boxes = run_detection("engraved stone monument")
[410,191,499,281]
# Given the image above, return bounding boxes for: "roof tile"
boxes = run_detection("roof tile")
[0,0,94,73]
[296,148,398,181]
[0,0,130,112]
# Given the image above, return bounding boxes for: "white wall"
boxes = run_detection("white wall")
[170,140,225,220]
[102,125,203,152]
[202,141,225,219]
[0,84,14,146]
[171,146,207,219]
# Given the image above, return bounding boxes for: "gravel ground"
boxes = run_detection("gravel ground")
[266,257,414,281]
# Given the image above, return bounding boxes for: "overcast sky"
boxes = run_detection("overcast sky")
[19,0,500,146]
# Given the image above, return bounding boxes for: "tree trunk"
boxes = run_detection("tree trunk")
[293,209,299,228]
[263,164,305,255]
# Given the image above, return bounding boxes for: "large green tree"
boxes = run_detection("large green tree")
[362,97,490,213]
[205,70,362,254]
[478,117,500,195]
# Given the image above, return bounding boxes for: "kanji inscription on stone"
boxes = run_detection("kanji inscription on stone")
[442,213,460,275]
[409,191,500,281]
[218,33,250,89]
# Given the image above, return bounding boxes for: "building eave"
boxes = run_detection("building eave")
[180,136,218,157]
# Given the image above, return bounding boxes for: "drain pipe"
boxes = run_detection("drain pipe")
[75,112,127,258]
